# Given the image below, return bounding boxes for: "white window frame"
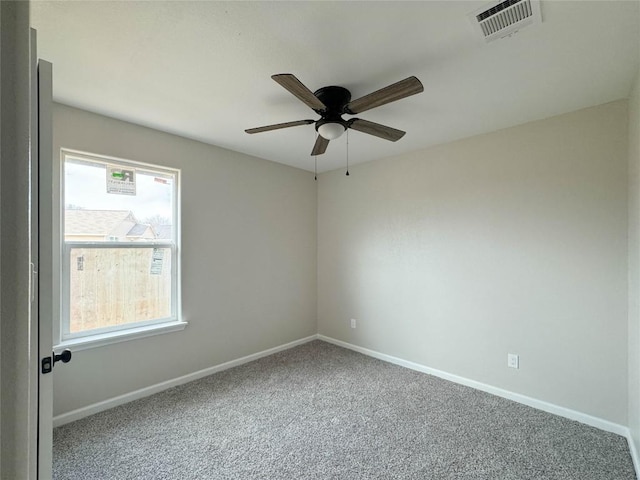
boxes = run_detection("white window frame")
[56,149,185,350]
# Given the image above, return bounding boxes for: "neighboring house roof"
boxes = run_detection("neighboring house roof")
[127,223,151,237]
[65,209,136,236]
[65,209,156,240]
[126,224,155,240]
[154,225,172,240]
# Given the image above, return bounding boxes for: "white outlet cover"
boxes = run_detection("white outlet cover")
[508,353,519,369]
[350,318,357,328]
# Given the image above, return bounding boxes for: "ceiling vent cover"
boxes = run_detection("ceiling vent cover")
[470,0,542,43]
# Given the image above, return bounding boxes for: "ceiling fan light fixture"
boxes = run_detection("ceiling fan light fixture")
[318,122,345,140]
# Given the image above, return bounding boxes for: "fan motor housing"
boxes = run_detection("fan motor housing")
[314,86,350,114]
[314,86,351,129]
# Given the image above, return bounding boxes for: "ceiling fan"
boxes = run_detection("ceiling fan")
[246,74,424,156]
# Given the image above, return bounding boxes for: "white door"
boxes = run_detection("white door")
[35,48,55,479]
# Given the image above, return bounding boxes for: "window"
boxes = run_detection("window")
[59,149,183,348]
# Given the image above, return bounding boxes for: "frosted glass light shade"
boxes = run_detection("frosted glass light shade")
[318,122,345,140]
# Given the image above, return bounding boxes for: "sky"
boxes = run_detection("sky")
[65,159,174,222]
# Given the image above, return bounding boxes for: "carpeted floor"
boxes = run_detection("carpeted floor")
[53,340,636,479]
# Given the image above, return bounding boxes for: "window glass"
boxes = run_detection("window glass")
[64,158,175,242]
[62,150,179,340]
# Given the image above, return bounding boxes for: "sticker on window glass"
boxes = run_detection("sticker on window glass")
[150,248,164,275]
[107,166,136,195]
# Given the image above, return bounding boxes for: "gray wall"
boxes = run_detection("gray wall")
[629,69,640,458]
[52,104,317,415]
[0,1,36,478]
[318,100,629,425]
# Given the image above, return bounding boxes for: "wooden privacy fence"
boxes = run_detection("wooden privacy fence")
[69,247,172,333]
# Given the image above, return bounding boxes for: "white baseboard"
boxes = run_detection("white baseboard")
[318,335,629,437]
[628,433,640,477]
[53,335,319,427]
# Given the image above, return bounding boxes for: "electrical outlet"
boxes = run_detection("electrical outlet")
[507,353,519,369]
[350,318,357,329]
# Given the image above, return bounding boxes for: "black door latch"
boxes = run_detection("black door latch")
[41,349,72,374]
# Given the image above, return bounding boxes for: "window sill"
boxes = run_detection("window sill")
[54,320,188,352]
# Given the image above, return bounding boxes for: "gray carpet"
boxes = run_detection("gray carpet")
[53,340,636,479]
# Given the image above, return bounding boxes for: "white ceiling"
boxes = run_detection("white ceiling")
[31,1,639,173]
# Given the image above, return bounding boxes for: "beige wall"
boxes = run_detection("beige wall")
[318,100,629,424]
[52,104,317,415]
[629,68,640,457]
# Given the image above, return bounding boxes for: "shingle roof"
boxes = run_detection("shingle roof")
[154,225,173,240]
[127,223,151,237]
[65,209,135,236]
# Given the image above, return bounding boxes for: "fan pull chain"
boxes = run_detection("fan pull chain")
[346,129,350,176]
[314,131,318,180]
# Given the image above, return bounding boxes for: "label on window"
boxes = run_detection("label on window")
[107,166,136,195]
[150,248,164,275]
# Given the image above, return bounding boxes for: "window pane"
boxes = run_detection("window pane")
[68,247,172,334]
[61,151,180,341]
[64,158,175,242]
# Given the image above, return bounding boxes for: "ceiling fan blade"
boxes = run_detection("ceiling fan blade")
[245,119,314,134]
[311,135,329,156]
[348,119,406,142]
[272,74,326,111]
[345,76,424,114]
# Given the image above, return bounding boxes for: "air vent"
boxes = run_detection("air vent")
[469,0,542,43]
